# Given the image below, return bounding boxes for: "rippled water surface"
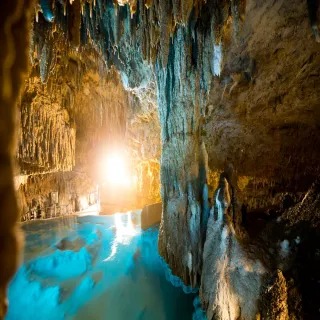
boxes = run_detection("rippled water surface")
[6,212,197,320]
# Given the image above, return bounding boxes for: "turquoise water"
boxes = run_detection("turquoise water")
[6,212,199,320]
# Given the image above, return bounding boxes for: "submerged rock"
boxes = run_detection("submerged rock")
[56,237,86,252]
[29,247,92,280]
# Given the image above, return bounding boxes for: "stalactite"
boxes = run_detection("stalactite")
[39,41,53,83]
[68,0,81,47]
[158,0,173,68]
[145,0,152,9]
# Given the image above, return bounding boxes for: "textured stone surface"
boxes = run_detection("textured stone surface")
[16,45,128,218]
[157,26,205,287]
[200,173,264,320]
[261,270,289,320]
[17,172,98,221]
[283,176,320,228]
[126,79,161,206]
[204,0,320,205]
[18,12,161,219]
[18,78,76,173]
[280,176,320,319]
[0,0,35,316]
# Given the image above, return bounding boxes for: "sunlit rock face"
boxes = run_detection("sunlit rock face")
[157,26,205,287]
[16,39,128,218]
[18,77,76,174]
[200,176,265,320]
[127,92,161,207]
[18,3,162,219]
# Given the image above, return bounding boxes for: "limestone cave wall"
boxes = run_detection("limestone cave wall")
[127,88,161,207]
[17,12,161,220]
[18,76,76,174]
[204,0,320,211]
[0,0,36,316]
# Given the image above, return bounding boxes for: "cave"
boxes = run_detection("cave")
[1,0,320,319]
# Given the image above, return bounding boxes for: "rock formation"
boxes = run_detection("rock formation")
[0,0,36,316]
[261,270,289,320]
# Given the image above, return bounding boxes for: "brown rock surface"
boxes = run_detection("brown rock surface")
[260,270,289,320]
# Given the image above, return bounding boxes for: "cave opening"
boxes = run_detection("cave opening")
[1,0,320,319]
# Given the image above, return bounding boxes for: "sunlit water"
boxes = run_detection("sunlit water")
[6,212,198,320]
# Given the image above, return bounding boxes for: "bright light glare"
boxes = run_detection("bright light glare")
[101,153,131,186]
[104,212,140,261]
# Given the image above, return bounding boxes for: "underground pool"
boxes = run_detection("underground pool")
[6,212,205,320]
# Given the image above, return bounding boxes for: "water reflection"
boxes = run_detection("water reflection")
[7,212,196,320]
[104,212,141,262]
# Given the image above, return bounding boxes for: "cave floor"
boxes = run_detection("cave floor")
[7,213,196,320]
